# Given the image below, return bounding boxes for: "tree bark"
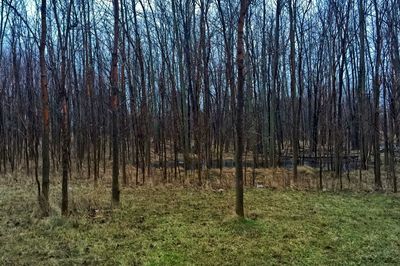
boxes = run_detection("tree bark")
[40,0,50,216]
[289,0,298,183]
[373,0,382,190]
[235,0,250,218]
[111,0,120,205]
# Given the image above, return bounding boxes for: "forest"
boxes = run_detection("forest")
[0,0,399,264]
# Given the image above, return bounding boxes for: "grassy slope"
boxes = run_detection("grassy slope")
[0,183,399,265]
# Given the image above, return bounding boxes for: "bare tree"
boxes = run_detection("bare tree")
[289,0,298,183]
[235,0,250,217]
[40,0,51,216]
[111,0,120,205]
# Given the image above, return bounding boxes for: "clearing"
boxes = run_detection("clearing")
[0,181,399,265]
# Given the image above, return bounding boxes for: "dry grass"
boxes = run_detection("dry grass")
[2,161,397,194]
[0,178,399,265]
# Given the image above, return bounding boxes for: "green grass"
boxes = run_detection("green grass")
[0,182,399,265]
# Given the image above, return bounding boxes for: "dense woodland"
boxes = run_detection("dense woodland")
[0,0,399,217]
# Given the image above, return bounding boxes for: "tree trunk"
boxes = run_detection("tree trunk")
[289,0,298,183]
[40,0,50,216]
[111,0,120,205]
[235,0,250,218]
[373,0,382,190]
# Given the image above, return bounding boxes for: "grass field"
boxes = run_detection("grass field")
[1,181,399,265]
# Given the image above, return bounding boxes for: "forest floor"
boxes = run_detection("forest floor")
[0,179,399,265]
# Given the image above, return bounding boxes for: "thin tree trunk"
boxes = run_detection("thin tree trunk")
[40,0,50,216]
[289,0,298,183]
[111,0,120,205]
[235,0,250,218]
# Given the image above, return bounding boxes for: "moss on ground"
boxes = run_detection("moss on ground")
[0,182,399,265]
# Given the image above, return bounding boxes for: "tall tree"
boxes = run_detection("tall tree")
[289,0,298,183]
[235,0,250,217]
[270,0,282,168]
[40,0,50,216]
[358,0,367,175]
[52,0,73,216]
[111,0,120,205]
[372,0,382,190]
